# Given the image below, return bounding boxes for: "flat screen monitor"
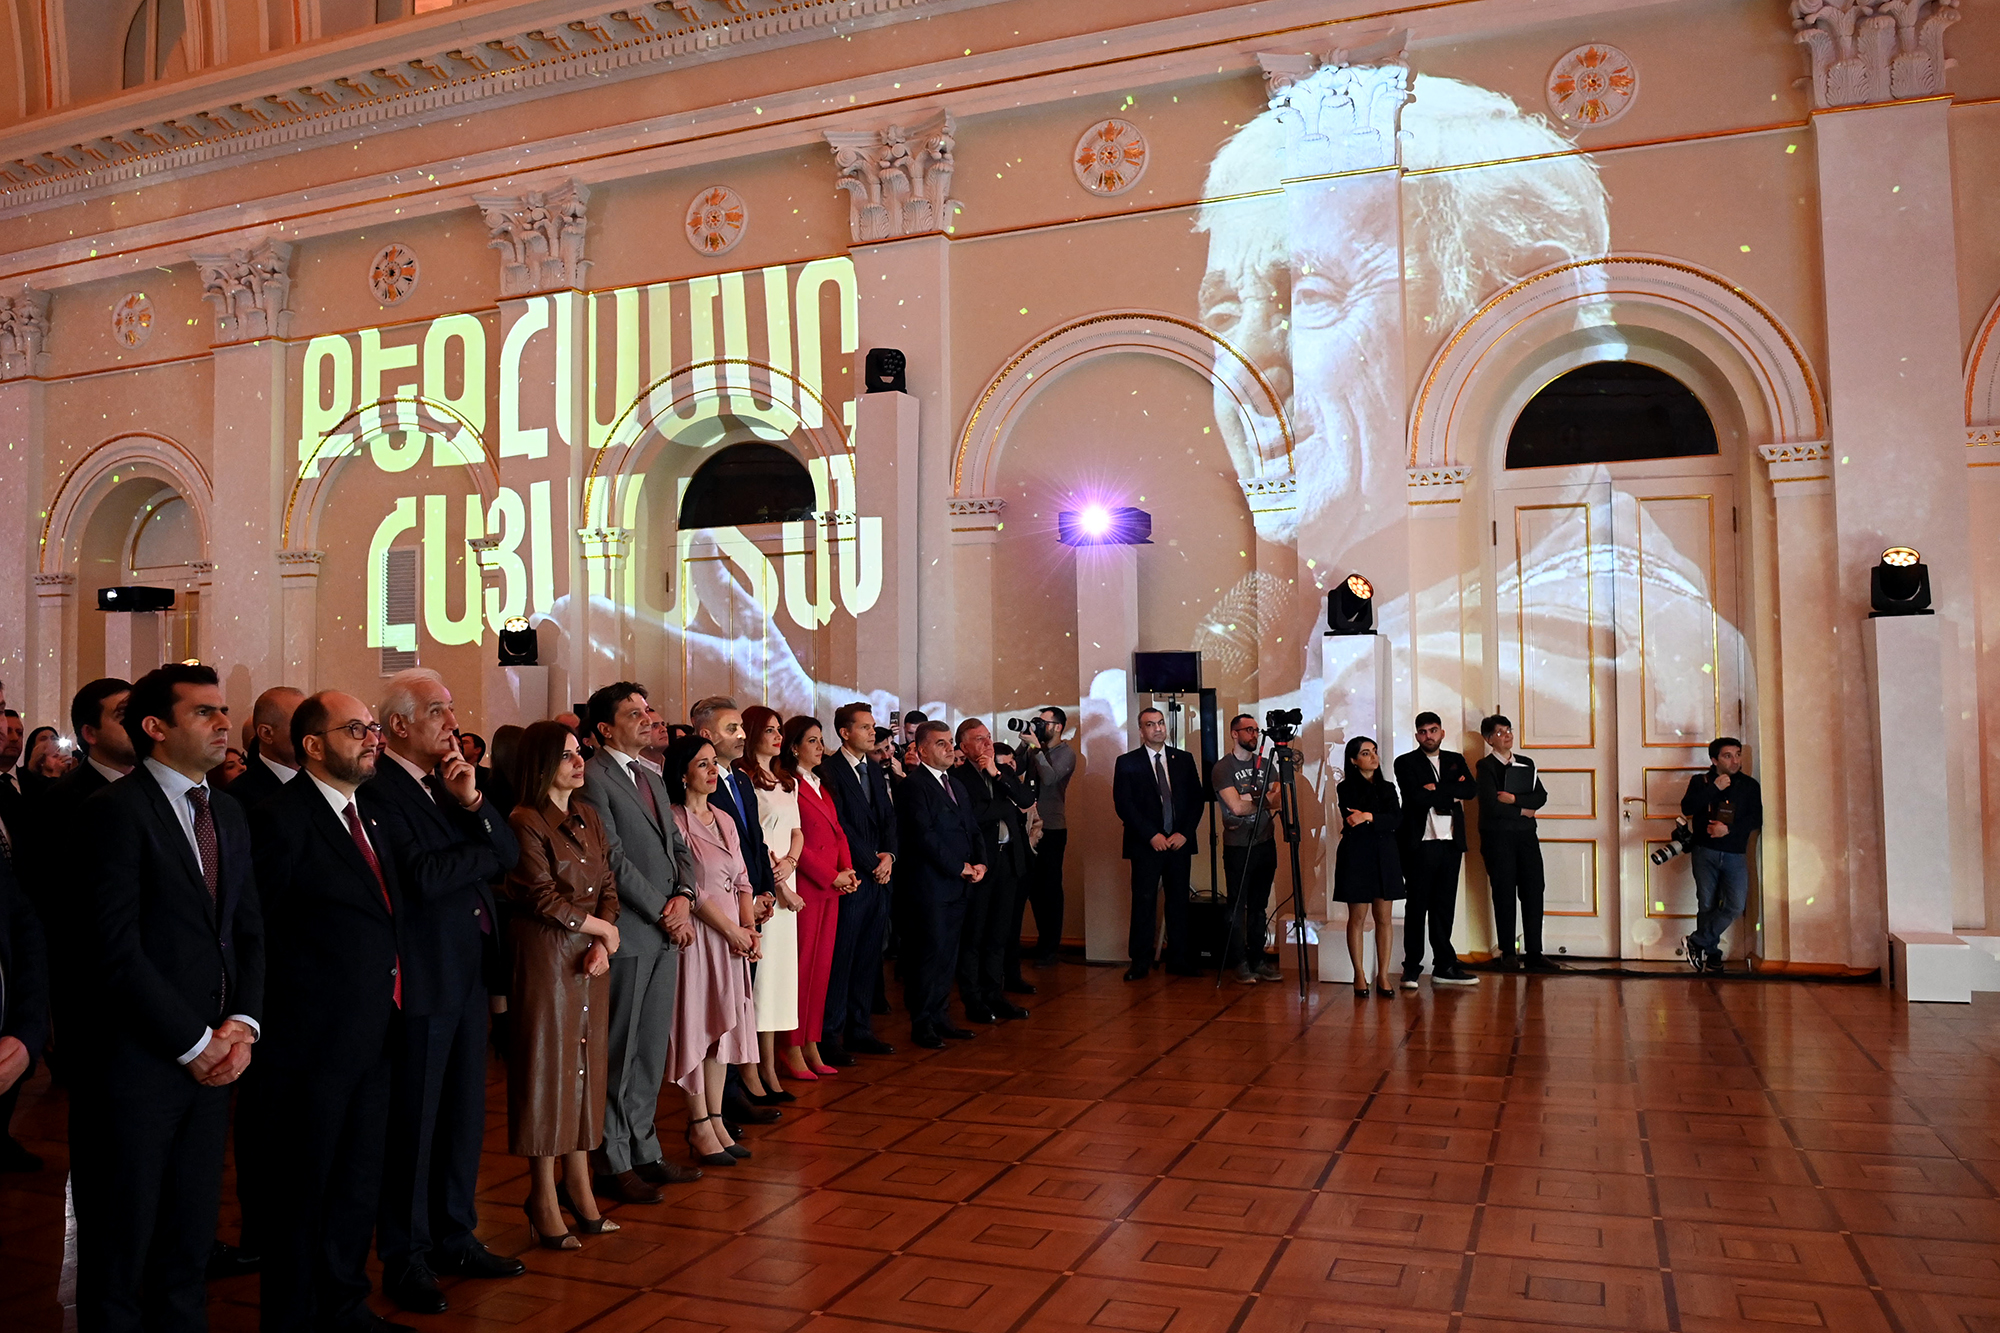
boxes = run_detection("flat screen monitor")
[1133,651,1201,695]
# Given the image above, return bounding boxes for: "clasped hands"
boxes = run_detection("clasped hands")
[1148,833,1187,852]
[580,916,621,978]
[659,896,697,949]
[188,1018,257,1087]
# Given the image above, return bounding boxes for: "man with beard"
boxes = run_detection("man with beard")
[246,692,408,1333]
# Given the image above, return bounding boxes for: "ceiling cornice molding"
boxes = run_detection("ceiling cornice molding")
[0,0,1691,288]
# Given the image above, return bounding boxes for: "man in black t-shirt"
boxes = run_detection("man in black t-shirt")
[1213,715,1281,984]
[1679,738,1763,974]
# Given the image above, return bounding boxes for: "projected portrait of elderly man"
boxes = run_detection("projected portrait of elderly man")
[1196,72,1611,561]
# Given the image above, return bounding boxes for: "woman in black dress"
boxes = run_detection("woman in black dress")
[1333,736,1403,996]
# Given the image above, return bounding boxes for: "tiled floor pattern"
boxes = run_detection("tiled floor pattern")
[5,963,2000,1333]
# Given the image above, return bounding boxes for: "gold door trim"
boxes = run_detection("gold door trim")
[1513,501,1596,750]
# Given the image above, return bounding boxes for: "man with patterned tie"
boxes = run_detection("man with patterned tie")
[578,682,702,1204]
[363,669,522,1314]
[896,720,986,1048]
[1112,707,1205,981]
[72,662,265,1333]
[245,691,408,1333]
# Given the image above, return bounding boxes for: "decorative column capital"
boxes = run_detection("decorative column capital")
[1267,57,1413,177]
[32,571,75,594]
[576,526,631,563]
[193,239,295,343]
[1407,465,1471,504]
[1240,474,1299,516]
[475,178,591,296]
[1791,0,1960,109]
[825,111,960,243]
[277,549,325,577]
[1759,440,1833,492]
[0,287,50,378]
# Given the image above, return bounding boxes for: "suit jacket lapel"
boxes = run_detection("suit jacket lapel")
[136,766,213,920]
[307,786,389,914]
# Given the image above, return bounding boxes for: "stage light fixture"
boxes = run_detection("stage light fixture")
[498,616,540,665]
[1327,572,1375,635]
[1870,546,1933,617]
[1057,505,1152,547]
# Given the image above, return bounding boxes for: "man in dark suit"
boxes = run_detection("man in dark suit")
[1,680,132,1178]
[364,669,523,1313]
[822,702,897,1060]
[246,691,408,1333]
[1394,711,1482,988]
[1474,714,1555,973]
[71,662,265,1333]
[578,682,701,1204]
[0,838,48,1152]
[952,719,1033,1025]
[689,696,781,1131]
[1113,707,1205,980]
[897,720,986,1048]
[222,686,304,812]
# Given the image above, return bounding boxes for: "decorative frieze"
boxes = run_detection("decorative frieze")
[476,180,590,297]
[947,496,1005,523]
[1759,440,1833,492]
[0,0,957,215]
[825,111,959,243]
[1406,465,1471,504]
[1240,475,1299,515]
[193,239,294,342]
[1791,0,1960,109]
[0,287,49,378]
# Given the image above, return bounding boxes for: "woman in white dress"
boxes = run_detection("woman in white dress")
[733,704,807,1099]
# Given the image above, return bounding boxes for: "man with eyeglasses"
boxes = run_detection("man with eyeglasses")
[244,693,409,1333]
[363,669,522,1314]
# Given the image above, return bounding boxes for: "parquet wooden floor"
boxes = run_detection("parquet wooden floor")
[4,962,1999,1333]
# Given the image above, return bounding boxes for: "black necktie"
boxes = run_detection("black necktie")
[1154,752,1172,829]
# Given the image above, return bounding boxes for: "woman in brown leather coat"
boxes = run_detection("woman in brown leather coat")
[504,721,622,1249]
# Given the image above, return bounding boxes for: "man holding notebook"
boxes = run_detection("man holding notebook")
[1475,715,1557,973]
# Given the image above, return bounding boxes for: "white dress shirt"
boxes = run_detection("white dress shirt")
[1422,752,1452,842]
[87,757,129,784]
[308,772,376,857]
[256,753,300,785]
[144,757,261,1063]
[385,748,435,799]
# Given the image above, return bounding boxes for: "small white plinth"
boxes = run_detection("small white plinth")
[1889,931,1973,1003]
[485,665,552,732]
[1316,910,1405,984]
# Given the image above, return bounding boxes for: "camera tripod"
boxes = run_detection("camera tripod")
[1216,722,1312,999]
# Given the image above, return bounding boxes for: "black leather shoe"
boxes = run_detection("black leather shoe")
[963,1007,998,1024]
[633,1158,704,1185]
[205,1240,260,1280]
[435,1242,525,1279]
[1004,979,1037,995]
[1523,955,1563,974]
[385,1263,448,1314]
[911,1027,944,1048]
[818,1043,856,1068]
[1124,965,1150,981]
[347,1314,418,1333]
[994,1002,1030,1020]
[847,1034,895,1055]
[938,1024,975,1040]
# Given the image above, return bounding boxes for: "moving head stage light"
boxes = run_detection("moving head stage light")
[1326,573,1374,635]
[1870,546,1932,617]
[498,616,539,666]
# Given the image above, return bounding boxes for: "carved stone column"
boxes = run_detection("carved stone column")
[0,354,47,709]
[193,240,294,342]
[0,288,50,380]
[278,550,324,690]
[823,112,959,244]
[475,180,591,296]
[577,525,631,695]
[854,390,919,710]
[31,573,73,733]
[1791,0,1959,109]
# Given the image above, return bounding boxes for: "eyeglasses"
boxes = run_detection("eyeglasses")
[318,722,385,741]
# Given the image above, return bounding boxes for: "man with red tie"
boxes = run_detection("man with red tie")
[245,691,408,1333]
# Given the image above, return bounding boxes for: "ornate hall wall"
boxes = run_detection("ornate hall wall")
[2,0,1997,971]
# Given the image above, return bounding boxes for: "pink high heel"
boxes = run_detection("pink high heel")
[810,1064,839,1076]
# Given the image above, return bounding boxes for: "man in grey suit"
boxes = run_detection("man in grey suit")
[577,682,703,1203]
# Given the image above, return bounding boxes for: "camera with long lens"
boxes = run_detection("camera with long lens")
[1007,716,1052,742]
[1649,818,1698,866]
[1263,708,1303,745]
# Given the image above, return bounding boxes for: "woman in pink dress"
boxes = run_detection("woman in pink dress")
[777,715,858,1078]
[664,734,760,1168]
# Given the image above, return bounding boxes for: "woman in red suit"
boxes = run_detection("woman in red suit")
[777,715,858,1079]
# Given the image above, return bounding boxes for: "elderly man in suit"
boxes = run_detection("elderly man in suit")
[821,702,897,1061]
[223,687,305,812]
[364,669,522,1314]
[577,681,702,1204]
[1112,707,1205,981]
[897,720,986,1049]
[246,691,408,1333]
[72,662,265,1333]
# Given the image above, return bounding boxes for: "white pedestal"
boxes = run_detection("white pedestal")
[104,610,163,681]
[484,665,551,733]
[1864,616,1953,935]
[1890,932,1973,1003]
[1074,544,1141,962]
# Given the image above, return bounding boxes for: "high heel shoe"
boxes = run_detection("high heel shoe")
[552,1182,620,1234]
[1354,986,1369,997]
[747,1088,796,1106]
[809,1064,838,1076]
[1375,985,1395,998]
[723,1140,752,1160]
[685,1116,737,1167]
[781,1064,819,1081]
[520,1199,580,1251]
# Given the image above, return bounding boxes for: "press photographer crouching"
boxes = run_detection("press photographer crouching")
[1678,738,1762,974]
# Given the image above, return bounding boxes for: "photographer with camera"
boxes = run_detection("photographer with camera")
[1214,715,1281,985]
[1113,708,1205,980]
[1679,738,1762,974]
[1012,708,1073,966]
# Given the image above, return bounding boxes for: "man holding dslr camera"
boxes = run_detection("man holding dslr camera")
[1213,714,1282,984]
[1014,707,1072,965]
[1679,738,1762,974]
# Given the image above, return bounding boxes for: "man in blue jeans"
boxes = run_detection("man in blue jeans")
[1680,738,1762,973]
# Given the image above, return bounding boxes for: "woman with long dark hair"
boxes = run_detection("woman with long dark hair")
[733,705,806,1095]
[503,721,622,1249]
[776,715,857,1078]
[665,733,760,1168]
[1333,735,1403,997]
